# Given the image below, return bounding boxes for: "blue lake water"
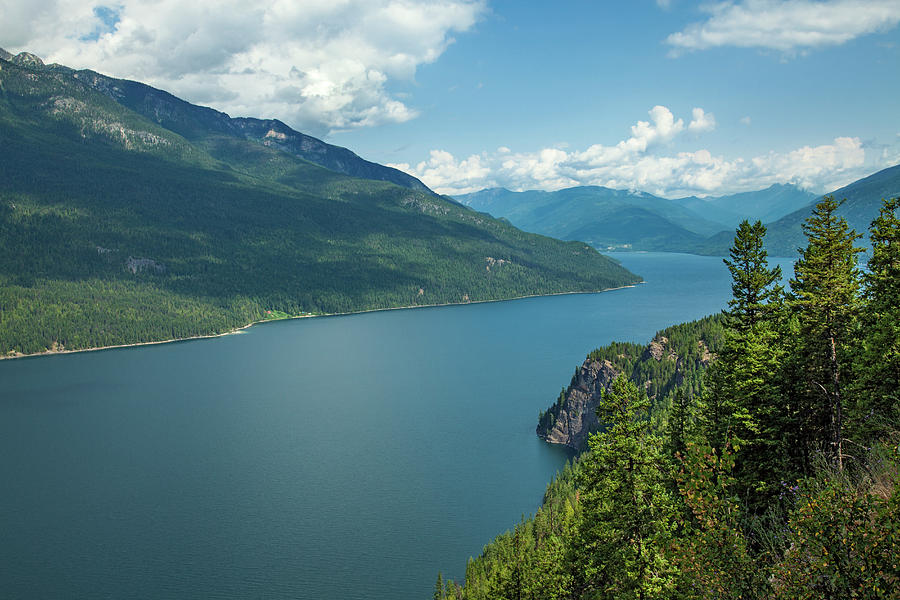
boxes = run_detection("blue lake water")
[0,253,794,599]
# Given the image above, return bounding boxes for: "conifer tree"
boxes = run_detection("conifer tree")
[853,197,900,442]
[575,375,675,599]
[434,572,444,600]
[790,196,863,471]
[700,220,788,507]
[665,386,691,461]
[723,220,783,332]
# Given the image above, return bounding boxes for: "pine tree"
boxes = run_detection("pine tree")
[790,196,863,471]
[853,197,900,443]
[665,386,691,461]
[575,375,675,599]
[699,220,789,507]
[723,220,783,332]
[434,572,444,600]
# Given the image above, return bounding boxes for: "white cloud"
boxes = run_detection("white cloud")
[740,116,752,126]
[688,107,716,133]
[390,149,493,195]
[1,0,485,135]
[391,106,879,197]
[666,0,900,55]
[749,136,866,190]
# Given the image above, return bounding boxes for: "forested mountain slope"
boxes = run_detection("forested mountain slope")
[758,164,900,256]
[438,198,900,599]
[0,52,640,356]
[537,315,723,450]
[5,50,432,192]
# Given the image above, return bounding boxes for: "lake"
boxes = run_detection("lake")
[0,253,794,599]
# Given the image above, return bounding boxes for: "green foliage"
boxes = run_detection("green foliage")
[444,197,900,599]
[772,446,900,599]
[723,220,783,332]
[852,197,900,441]
[699,219,792,508]
[670,443,761,599]
[458,461,580,600]
[575,376,676,599]
[790,196,864,470]
[536,315,724,453]
[0,57,640,356]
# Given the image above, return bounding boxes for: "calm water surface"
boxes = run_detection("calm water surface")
[0,253,793,599]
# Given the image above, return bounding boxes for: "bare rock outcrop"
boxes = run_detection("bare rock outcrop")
[537,358,620,450]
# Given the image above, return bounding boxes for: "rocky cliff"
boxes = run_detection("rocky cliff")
[537,315,723,450]
[538,358,620,449]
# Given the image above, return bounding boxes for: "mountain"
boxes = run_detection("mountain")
[456,186,728,251]
[673,184,817,229]
[758,164,900,256]
[0,51,640,356]
[459,167,900,257]
[11,53,432,192]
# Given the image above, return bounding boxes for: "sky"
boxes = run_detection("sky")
[3,0,900,197]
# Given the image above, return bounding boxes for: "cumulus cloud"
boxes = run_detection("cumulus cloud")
[391,150,493,195]
[688,107,716,133]
[1,0,485,135]
[391,106,878,197]
[666,0,900,55]
[750,136,866,190]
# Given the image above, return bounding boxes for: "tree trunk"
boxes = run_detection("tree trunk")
[829,334,843,471]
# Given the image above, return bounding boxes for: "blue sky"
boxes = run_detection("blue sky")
[4,0,900,196]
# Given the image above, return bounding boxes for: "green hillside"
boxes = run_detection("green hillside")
[439,199,900,599]
[0,53,640,356]
[56,64,432,192]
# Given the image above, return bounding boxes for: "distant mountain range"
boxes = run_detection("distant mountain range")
[756,164,900,256]
[457,168,900,256]
[0,49,639,356]
[673,184,819,229]
[456,184,816,253]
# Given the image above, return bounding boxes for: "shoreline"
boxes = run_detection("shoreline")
[0,282,640,361]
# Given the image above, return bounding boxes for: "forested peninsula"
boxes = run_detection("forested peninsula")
[438,195,900,600]
[0,51,639,357]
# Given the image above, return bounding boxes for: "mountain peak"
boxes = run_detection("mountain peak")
[0,48,12,61]
[11,51,44,69]
[22,55,433,193]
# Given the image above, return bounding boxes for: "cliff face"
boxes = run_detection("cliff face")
[539,358,620,449]
[537,315,723,451]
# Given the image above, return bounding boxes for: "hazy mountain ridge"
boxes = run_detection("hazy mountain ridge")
[456,186,727,251]
[458,171,900,256]
[0,51,640,355]
[673,184,818,228]
[760,164,900,256]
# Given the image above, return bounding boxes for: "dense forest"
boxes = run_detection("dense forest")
[0,54,639,356]
[438,195,900,599]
